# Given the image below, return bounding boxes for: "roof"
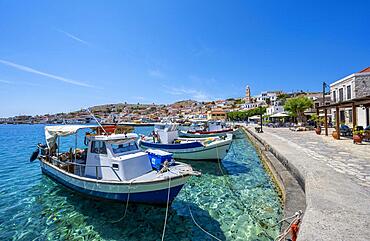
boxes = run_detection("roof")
[317,95,370,109]
[358,67,370,73]
[270,112,290,118]
[45,125,98,147]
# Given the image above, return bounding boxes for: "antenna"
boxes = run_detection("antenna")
[86,108,108,135]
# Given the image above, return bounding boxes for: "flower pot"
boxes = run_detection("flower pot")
[353,134,363,144]
[332,130,340,140]
[315,126,322,135]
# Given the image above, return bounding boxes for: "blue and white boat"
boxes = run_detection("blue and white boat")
[30,125,199,205]
[138,124,232,161]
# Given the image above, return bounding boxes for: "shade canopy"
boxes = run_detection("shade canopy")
[45,125,97,148]
[248,115,261,120]
[270,112,290,118]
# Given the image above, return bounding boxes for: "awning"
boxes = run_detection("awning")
[270,112,290,118]
[248,115,261,120]
[45,125,97,148]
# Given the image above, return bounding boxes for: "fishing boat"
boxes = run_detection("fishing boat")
[138,124,232,161]
[30,125,199,205]
[179,120,235,138]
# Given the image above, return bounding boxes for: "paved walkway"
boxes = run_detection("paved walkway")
[249,127,370,241]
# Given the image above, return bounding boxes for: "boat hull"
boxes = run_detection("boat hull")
[139,139,232,161]
[178,131,227,138]
[40,161,188,205]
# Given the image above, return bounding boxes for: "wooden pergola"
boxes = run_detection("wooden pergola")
[316,95,370,139]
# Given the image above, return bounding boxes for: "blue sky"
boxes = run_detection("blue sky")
[0,0,369,117]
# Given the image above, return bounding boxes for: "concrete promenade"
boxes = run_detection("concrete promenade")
[248,127,370,241]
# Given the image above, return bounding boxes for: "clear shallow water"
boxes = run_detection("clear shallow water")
[0,125,282,240]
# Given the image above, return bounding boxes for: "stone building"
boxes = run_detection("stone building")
[330,67,370,127]
[207,108,227,120]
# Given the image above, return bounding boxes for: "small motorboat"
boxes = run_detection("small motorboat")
[179,120,235,138]
[30,125,199,205]
[138,124,232,161]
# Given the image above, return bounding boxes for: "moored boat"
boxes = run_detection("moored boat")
[138,124,232,161]
[30,125,200,205]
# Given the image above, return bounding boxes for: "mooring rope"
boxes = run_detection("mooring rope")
[111,180,133,223]
[183,182,222,241]
[187,203,222,241]
[161,176,171,241]
[215,143,275,240]
[275,211,302,241]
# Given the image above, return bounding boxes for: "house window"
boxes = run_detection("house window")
[91,141,107,154]
[339,88,344,102]
[332,91,336,102]
[348,110,353,123]
[340,110,345,123]
[347,85,351,100]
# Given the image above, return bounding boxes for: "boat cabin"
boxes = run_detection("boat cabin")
[43,125,153,181]
[85,133,152,181]
[154,123,179,144]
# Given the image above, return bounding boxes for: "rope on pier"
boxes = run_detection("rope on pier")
[275,210,303,241]
[161,176,171,241]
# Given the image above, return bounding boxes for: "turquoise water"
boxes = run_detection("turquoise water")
[0,125,282,240]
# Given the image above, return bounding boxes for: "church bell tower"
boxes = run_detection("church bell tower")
[245,85,251,102]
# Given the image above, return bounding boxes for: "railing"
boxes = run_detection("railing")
[47,156,122,181]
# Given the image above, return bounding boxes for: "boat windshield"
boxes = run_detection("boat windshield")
[111,141,138,154]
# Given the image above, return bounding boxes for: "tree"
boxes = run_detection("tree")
[284,96,313,124]
[265,98,271,106]
[277,93,290,105]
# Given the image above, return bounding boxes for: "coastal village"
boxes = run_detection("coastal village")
[2,1,370,241]
[2,66,369,130]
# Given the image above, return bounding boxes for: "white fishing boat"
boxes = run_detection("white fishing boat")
[179,120,235,138]
[138,124,232,161]
[30,125,199,205]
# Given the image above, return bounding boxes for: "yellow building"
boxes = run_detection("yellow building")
[207,109,227,120]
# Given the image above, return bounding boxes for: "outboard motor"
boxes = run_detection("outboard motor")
[30,148,39,162]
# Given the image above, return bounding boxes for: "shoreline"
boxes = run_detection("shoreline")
[242,127,306,234]
[244,126,370,241]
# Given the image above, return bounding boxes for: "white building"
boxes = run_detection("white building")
[330,67,370,127]
[254,91,281,105]
[266,105,285,115]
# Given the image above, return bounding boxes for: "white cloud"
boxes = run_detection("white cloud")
[0,79,12,84]
[148,69,165,79]
[0,59,95,88]
[163,85,212,102]
[56,29,91,46]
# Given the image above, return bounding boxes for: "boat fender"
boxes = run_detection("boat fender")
[30,148,39,162]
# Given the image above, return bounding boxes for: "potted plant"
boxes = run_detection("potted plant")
[353,129,364,144]
[332,128,340,139]
[310,114,323,135]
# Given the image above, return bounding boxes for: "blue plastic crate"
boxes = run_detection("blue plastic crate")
[146,149,173,170]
